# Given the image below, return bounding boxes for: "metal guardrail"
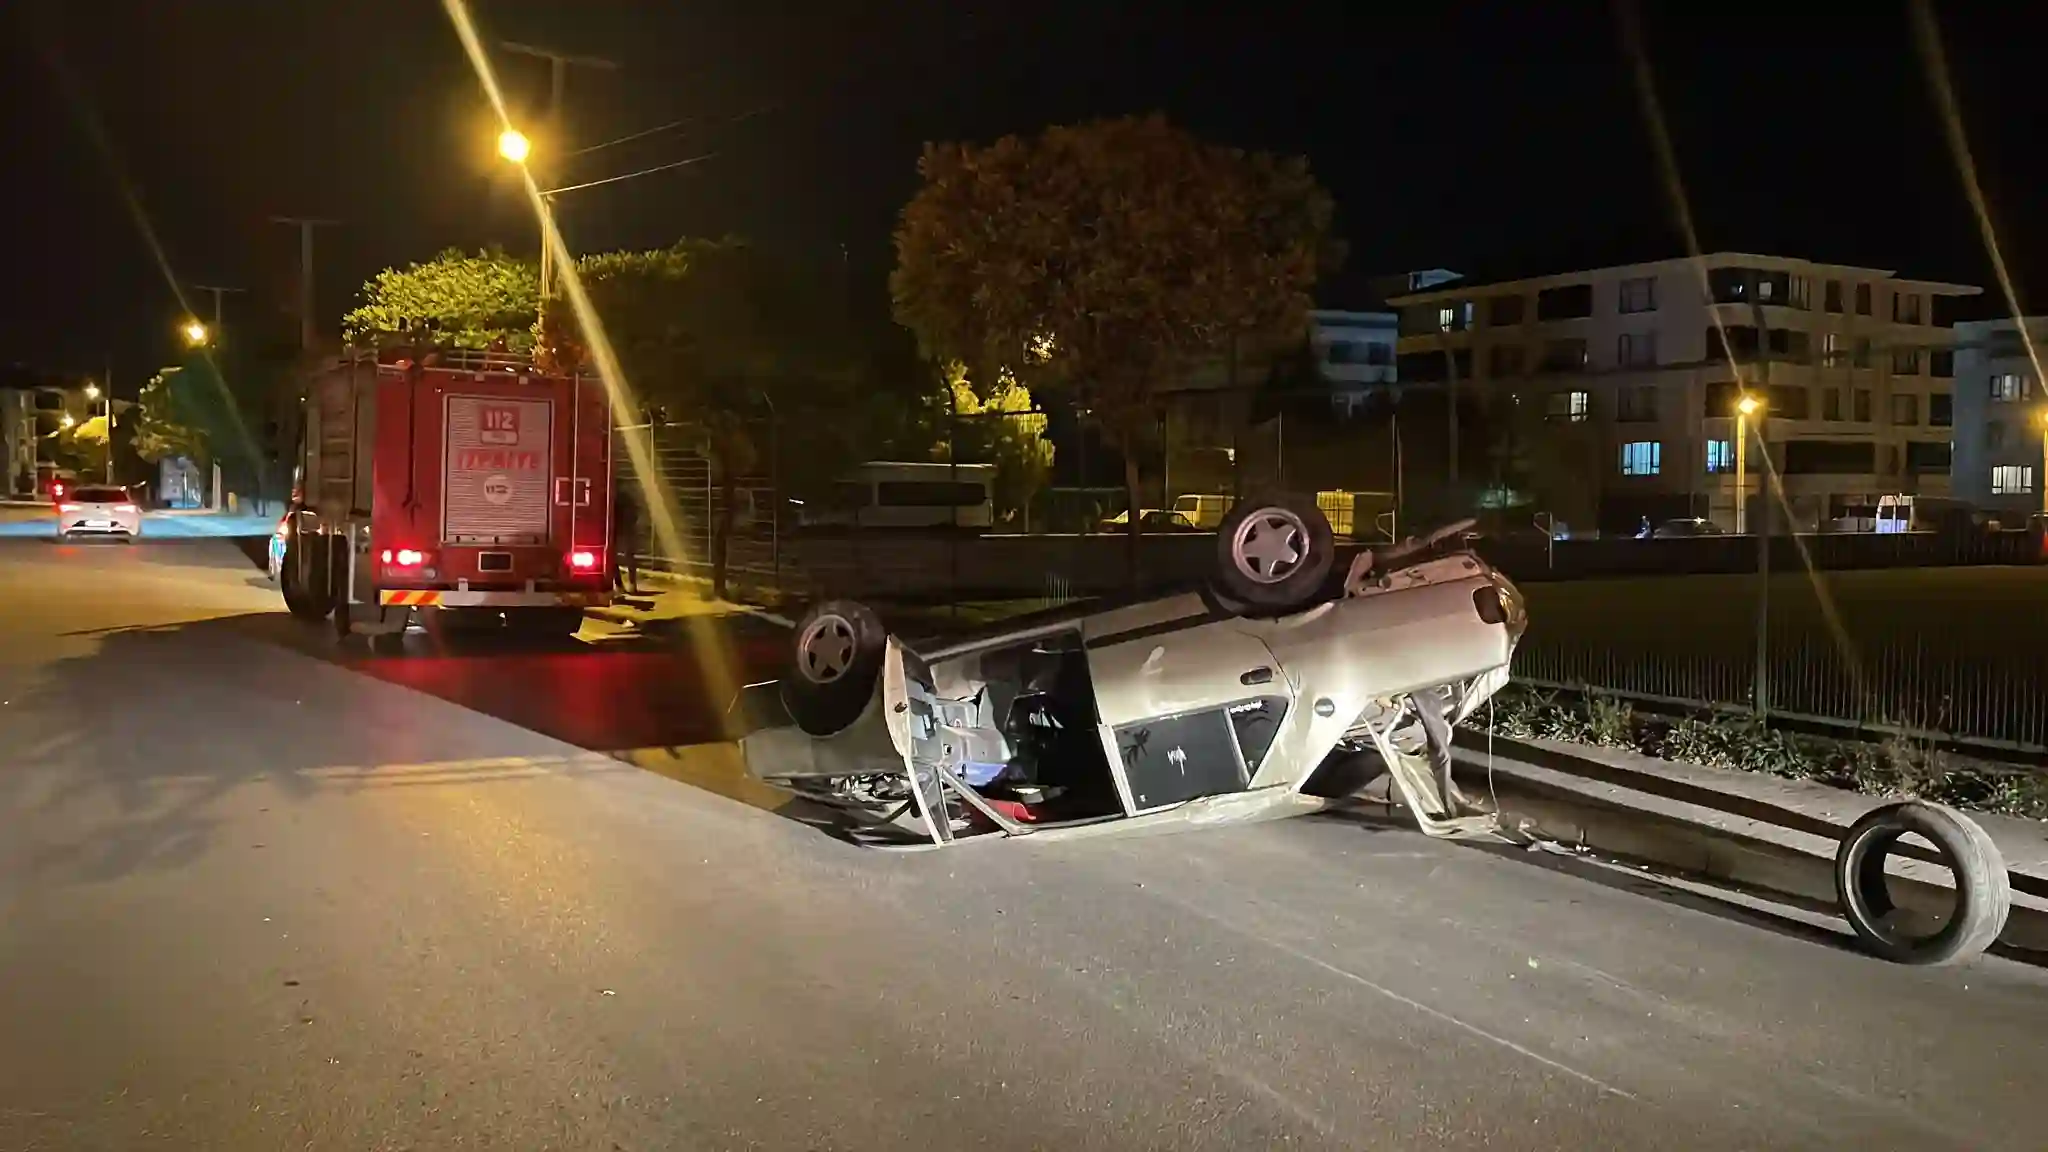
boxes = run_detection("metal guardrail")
[1512,636,2048,756]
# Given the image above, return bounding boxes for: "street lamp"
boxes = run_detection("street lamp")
[182,320,210,347]
[497,125,556,336]
[60,414,75,429]
[85,383,99,401]
[1734,394,1763,534]
[497,128,532,164]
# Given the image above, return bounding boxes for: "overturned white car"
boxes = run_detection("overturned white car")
[744,496,1527,847]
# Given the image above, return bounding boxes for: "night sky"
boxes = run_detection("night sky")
[5,1,2043,393]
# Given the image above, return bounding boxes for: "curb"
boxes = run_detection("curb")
[1450,734,2048,958]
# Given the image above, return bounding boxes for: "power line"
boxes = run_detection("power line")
[542,152,719,197]
[556,19,992,164]
[565,102,778,159]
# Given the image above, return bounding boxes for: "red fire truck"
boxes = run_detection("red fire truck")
[276,347,613,646]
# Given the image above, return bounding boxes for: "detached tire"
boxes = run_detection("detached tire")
[1212,493,1335,612]
[1834,800,2010,966]
[780,599,887,737]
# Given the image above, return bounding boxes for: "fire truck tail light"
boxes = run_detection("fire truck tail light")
[568,549,599,572]
[382,548,426,567]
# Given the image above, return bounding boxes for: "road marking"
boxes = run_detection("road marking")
[1259,935,1637,1100]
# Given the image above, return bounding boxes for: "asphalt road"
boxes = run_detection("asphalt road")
[3,537,2046,1150]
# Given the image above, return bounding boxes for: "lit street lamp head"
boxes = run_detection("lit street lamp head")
[1737,395,1762,417]
[84,384,99,400]
[497,128,532,164]
[182,320,209,347]
[60,414,75,429]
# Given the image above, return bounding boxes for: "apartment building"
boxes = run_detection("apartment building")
[1309,309,1398,415]
[1389,254,1979,532]
[1952,316,2048,521]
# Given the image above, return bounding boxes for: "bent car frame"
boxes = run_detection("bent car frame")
[743,496,1528,848]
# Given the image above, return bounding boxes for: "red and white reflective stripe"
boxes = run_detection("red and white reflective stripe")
[378,589,608,608]
[380,589,443,606]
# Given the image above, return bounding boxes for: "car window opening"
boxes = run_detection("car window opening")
[944,635,1123,830]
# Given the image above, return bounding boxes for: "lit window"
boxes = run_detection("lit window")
[1990,373,2028,401]
[1619,441,1662,476]
[1543,390,1588,422]
[1991,465,2034,495]
[1705,440,1735,473]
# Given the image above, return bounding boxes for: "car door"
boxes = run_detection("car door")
[1083,613,1297,813]
[881,637,955,845]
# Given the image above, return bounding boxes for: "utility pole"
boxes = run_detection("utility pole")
[190,283,243,332]
[501,42,619,305]
[269,217,339,352]
[1747,294,1774,720]
[502,41,618,121]
[103,353,114,485]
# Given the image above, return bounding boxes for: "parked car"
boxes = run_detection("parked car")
[1651,517,1724,538]
[748,496,1527,847]
[1170,493,1234,529]
[1096,509,1201,533]
[266,503,297,583]
[55,485,142,541]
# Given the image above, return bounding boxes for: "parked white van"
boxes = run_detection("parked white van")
[800,461,996,529]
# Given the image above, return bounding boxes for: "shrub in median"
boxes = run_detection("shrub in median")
[1477,684,2048,822]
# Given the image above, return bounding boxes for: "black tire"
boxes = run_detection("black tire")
[1211,492,1336,611]
[281,532,330,621]
[506,607,586,638]
[779,599,888,737]
[1834,800,2010,966]
[331,542,355,642]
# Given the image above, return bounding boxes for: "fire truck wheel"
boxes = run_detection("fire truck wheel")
[330,558,355,641]
[281,534,330,622]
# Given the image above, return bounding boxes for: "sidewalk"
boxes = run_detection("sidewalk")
[1445,730,2048,954]
[584,569,795,629]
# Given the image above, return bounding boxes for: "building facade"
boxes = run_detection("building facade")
[1309,309,1398,415]
[1389,254,1978,533]
[1951,316,2048,521]
[0,367,97,496]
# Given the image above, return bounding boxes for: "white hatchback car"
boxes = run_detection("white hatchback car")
[751,495,1526,847]
[56,485,142,541]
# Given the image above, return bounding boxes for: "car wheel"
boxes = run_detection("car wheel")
[1212,493,1335,611]
[780,599,887,737]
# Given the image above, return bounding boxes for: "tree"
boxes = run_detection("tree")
[342,248,539,350]
[546,239,851,597]
[50,415,109,480]
[132,370,210,464]
[934,362,1055,527]
[892,114,1339,578]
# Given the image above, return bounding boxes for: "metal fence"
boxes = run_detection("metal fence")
[1513,631,2048,756]
[611,420,778,587]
